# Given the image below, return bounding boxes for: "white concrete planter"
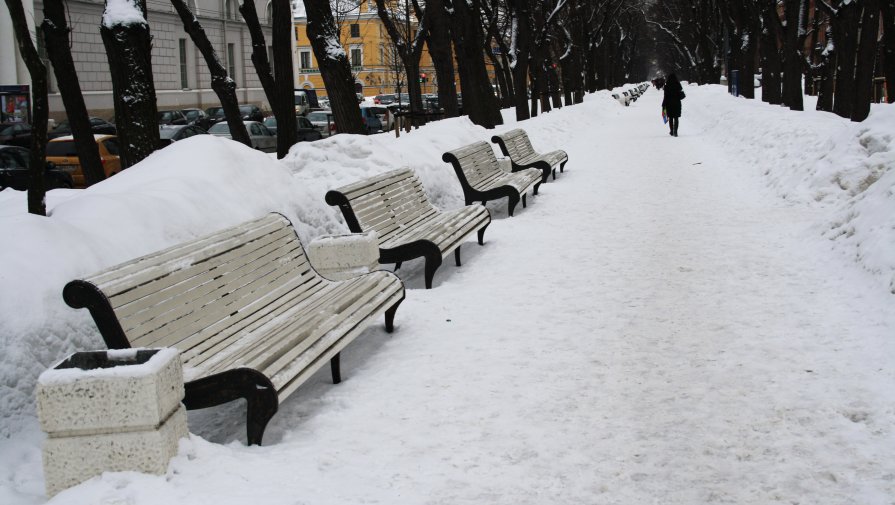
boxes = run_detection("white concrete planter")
[37,348,187,497]
[308,231,381,281]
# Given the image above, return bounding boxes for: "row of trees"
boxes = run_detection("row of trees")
[11,0,890,216]
[648,0,895,121]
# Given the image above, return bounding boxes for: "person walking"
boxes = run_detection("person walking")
[662,73,684,137]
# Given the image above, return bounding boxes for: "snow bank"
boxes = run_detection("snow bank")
[690,85,895,292]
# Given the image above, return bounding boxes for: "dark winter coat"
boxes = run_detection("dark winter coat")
[662,80,683,118]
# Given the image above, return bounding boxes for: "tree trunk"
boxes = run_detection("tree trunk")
[272,0,296,156]
[100,0,159,169]
[832,2,860,119]
[548,63,562,109]
[760,0,783,104]
[424,0,459,118]
[374,0,427,126]
[4,0,47,215]
[169,0,250,146]
[817,25,835,111]
[42,0,105,186]
[447,0,502,128]
[303,0,364,134]
[781,0,804,110]
[851,0,880,121]
[509,0,531,121]
[240,0,297,154]
[883,0,895,103]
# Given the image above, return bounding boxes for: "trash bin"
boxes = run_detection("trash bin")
[36,348,187,497]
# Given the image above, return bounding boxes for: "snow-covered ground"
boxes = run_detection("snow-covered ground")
[1,85,893,504]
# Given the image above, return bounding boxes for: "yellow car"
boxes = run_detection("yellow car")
[46,134,122,188]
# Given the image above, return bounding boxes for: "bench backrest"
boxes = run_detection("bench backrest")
[325,168,438,244]
[63,214,319,357]
[441,141,502,189]
[493,129,536,160]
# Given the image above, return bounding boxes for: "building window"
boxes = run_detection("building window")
[179,39,189,88]
[350,23,360,38]
[300,50,312,69]
[350,46,362,69]
[227,43,237,83]
[226,0,238,20]
[266,1,273,23]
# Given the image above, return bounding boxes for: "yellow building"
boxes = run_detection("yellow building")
[293,1,437,97]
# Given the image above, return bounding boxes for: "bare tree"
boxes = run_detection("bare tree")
[4,0,48,215]
[446,0,502,127]
[170,0,251,147]
[100,0,159,169]
[42,0,105,186]
[418,0,459,117]
[239,0,296,157]
[374,0,427,122]
[303,0,365,134]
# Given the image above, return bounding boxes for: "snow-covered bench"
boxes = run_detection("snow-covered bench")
[62,213,405,445]
[442,141,542,217]
[325,168,491,289]
[490,128,569,183]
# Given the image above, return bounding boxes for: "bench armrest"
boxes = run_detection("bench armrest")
[308,231,381,281]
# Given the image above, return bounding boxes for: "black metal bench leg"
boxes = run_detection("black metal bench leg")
[559,160,567,173]
[183,368,278,446]
[533,182,542,195]
[477,223,489,245]
[455,247,462,266]
[522,194,527,208]
[385,295,404,333]
[424,252,443,289]
[552,167,556,180]
[330,353,341,384]
[394,261,402,271]
[507,194,520,217]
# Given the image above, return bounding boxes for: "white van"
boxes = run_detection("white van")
[294,90,309,116]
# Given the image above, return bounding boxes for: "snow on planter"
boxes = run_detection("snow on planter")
[36,348,187,497]
[307,231,380,281]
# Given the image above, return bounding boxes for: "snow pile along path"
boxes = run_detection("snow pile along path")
[0,87,893,504]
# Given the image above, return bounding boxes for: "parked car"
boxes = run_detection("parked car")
[158,109,188,125]
[239,104,263,122]
[0,145,73,190]
[46,134,122,187]
[208,121,277,152]
[373,94,396,105]
[297,116,322,141]
[205,106,226,125]
[0,122,33,147]
[362,105,393,132]
[262,116,279,135]
[157,124,208,148]
[263,116,323,142]
[181,108,211,130]
[359,106,384,134]
[307,110,336,138]
[48,117,116,139]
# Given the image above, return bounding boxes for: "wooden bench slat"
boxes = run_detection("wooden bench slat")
[89,215,286,295]
[123,240,308,342]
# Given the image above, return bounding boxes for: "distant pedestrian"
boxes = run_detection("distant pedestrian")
[662,73,684,137]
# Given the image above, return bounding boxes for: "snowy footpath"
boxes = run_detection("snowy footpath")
[1,86,894,504]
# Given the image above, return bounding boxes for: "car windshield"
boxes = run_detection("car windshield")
[376,95,395,104]
[263,117,276,127]
[239,106,256,114]
[208,123,229,134]
[184,110,199,120]
[54,120,70,131]
[0,125,14,136]
[46,141,79,156]
[159,112,174,120]
[159,127,181,139]
[307,112,330,122]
